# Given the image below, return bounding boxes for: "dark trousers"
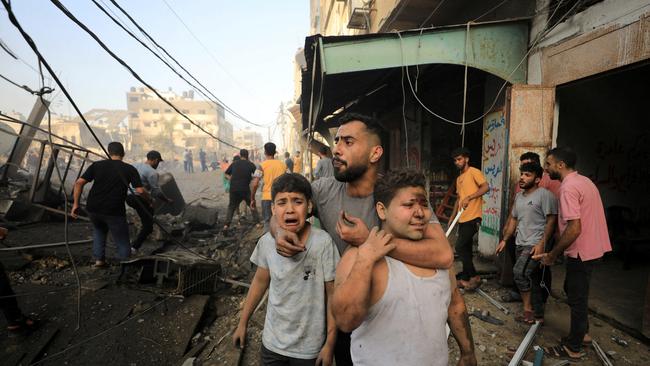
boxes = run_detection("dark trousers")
[334,330,352,366]
[0,262,21,324]
[224,190,259,226]
[260,344,316,366]
[456,218,480,280]
[564,256,594,352]
[126,195,154,249]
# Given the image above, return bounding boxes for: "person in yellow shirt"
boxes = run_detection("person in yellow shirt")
[449,147,489,290]
[252,142,288,230]
[293,151,303,175]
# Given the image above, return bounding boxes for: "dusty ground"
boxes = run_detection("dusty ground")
[1,169,649,365]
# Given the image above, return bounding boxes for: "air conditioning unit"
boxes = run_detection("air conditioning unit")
[347,0,370,30]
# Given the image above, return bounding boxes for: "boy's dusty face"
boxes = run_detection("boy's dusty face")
[272,192,309,233]
[377,186,432,240]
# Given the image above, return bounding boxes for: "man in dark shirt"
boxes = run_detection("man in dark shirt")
[72,142,147,267]
[223,149,259,229]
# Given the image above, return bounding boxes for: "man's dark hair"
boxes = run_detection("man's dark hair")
[547,147,577,168]
[284,152,290,158]
[519,152,541,164]
[233,155,241,161]
[374,169,426,206]
[264,142,277,156]
[107,142,125,157]
[240,149,249,159]
[319,145,330,156]
[451,147,470,159]
[520,162,543,178]
[271,173,312,201]
[337,112,383,144]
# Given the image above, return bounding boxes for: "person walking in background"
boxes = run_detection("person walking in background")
[223,149,260,230]
[314,145,334,180]
[293,151,303,175]
[284,151,294,173]
[127,150,172,254]
[72,142,148,266]
[199,148,207,172]
[187,149,195,173]
[449,147,489,291]
[183,149,190,173]
[251,142,287,230]
[220,158,231,193]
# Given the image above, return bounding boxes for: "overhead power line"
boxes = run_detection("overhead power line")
[48,0,240,149]
[160,0,256,99]
[99,0,268,128]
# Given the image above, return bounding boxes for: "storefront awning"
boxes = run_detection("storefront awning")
[301,20,529,135]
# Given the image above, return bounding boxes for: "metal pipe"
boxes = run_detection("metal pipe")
[508,321,541,366]
[0,238,92,251]
[445,208,464,237]
[592,340,613,366]
[477,287,510,314]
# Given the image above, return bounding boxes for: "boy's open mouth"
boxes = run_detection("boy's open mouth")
[284,218,300,226]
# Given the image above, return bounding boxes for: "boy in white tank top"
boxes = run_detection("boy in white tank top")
[332,169,477,366]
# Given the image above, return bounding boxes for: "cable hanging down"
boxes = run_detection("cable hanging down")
[48,0,240,149]
[99,0,270,128]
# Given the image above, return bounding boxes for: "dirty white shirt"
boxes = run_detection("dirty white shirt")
[251,228,339,359]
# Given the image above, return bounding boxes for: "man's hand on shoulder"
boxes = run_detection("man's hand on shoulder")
[275,227,305,257]
[357,227,395,264]
[336,211,370,246]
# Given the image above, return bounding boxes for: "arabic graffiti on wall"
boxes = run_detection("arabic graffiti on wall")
[479,111,506,246]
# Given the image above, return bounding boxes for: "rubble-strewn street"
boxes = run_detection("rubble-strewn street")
[0,170,648,365]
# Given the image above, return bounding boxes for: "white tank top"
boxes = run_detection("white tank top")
[351,256,451,366]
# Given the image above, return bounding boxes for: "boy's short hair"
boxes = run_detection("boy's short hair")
[319,145,330,156]
[107,141,125,157]
[271,173,312,201]
[519,151,541,164]
[374,169,426,206]
[520,162,543,178]
[451,147,470,158]
[240,149,249,159]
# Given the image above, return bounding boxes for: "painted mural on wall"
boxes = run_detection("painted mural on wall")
[478,110,507,255]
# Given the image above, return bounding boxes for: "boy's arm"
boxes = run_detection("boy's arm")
[233,267,270,348]
[317,281,337,365]
[447,269,477,366]
[332,228,395,332]
[388,223,454,269]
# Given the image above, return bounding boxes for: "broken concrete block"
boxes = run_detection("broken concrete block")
[183,204,218,230]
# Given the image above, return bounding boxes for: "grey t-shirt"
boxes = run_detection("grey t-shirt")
[312,177,380,254]
[512,187,558,247]
[251,228,340,359]
[314,158,335,179]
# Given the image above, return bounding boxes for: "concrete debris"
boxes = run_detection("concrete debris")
[183,203,218,230]
[611,336,629,347]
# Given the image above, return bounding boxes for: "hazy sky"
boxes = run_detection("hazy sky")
[0,0,308,143]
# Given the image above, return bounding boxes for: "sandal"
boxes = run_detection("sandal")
[561,336,591,346]
[7,316,39,337]
[543,345,585,361]
[515,311,535,325]
[92,261,108,269]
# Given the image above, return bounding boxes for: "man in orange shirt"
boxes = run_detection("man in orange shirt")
[293,151,303,175]
[450,147,489,290]
[252,142,288,230]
